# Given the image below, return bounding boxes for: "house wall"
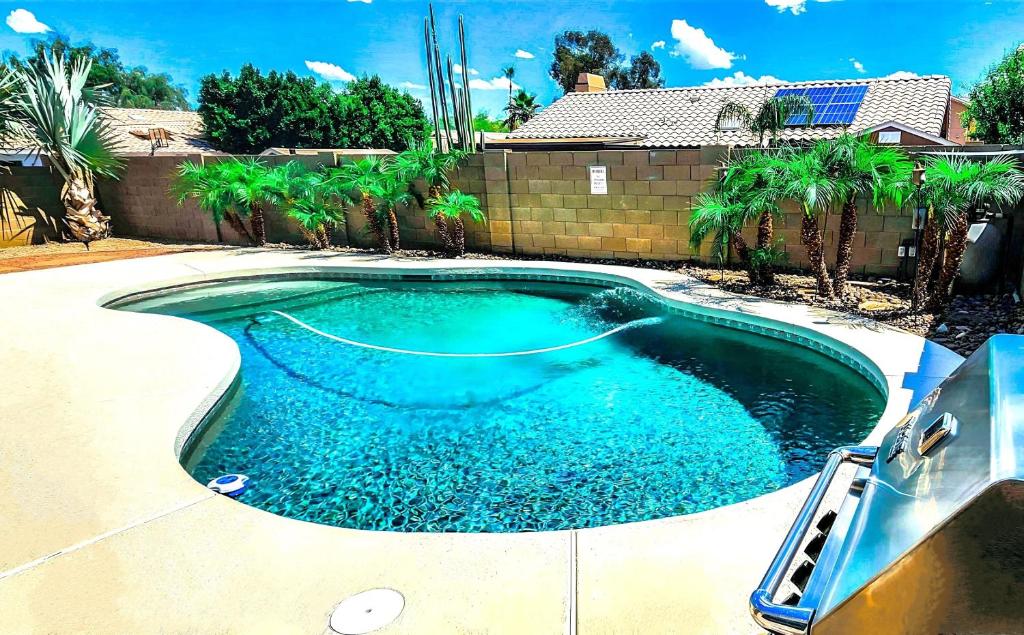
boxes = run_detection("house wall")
[0,166,64,247]
[946,98,972,146]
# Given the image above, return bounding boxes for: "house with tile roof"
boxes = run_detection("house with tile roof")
[499,75,957,149]
[99,107,219,156]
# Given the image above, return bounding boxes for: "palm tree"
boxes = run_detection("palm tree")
[502,66,516,114]
[370,177,414,251]
[714,92,815,147]
[774,142,841,298]
[172,158,277,246]
[334,156,399,253]
[269,162,349,250]
[829,135,914,296]
[395,139,466,251]
[688,190,752,280]
[916,155,1024,309]
[8,55,123,247]
[719,150,786,285]
[504,90,539,131]
[427,190,484,256]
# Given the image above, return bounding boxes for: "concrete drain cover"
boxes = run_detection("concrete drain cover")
[329,588,405,634]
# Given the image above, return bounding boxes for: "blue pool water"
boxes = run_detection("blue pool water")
[120,277,884,533]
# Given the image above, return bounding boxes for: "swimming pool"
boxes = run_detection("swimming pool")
[119,276,884,533]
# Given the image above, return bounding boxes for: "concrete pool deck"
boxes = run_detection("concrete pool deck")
[0,250,963,634]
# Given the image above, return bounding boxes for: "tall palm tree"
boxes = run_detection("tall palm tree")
[774,142,841,298]
[8,55,123,247]
[714,92,815,147]
[504,90,540,131]
[334,156,399,253]
[916,155,1024,309]
[829,135,914,296]
[502,66,516,114]
[427,190,484,256]
[395,139,466,251]
[172,158,279,246]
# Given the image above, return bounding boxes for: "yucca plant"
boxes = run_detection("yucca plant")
[828,135,914,296]
[395,139,466,251]
[427,190,483,256]
[8,54,123,246]
[915,155,1024,309]
[172,158,277,245]
[333,156,400,252]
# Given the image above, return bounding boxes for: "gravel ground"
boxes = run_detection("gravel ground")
[0,237,220,260]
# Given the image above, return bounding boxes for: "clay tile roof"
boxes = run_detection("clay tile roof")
[508,75,953,148]
[99,107,221,155]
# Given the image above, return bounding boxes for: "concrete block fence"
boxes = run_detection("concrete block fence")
[3,148,919,276]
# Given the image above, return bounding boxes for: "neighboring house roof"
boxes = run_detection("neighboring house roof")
[860,121,957,146]
[100,107,219,155]
[507,75,953,148]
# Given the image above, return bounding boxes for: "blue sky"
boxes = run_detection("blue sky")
[1,0,1022,117]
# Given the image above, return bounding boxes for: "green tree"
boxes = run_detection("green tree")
[337,76,429,151]
[915,155,1024,309]
[828,135,914,296]
[714,93,814,147]
[774,142,842,298]
[963,45,1024,144]
[504,90,540,130]
[198,67,427,154]
[7,55,123,246]
[268,162,350,250]
[333,156,400,253]
[550,30,623,93]
[608,51,665,90]
[689,151,785,285]
[172,158,279,246]
[472,111,508,132]
[427,190,484,256]
[396,139,466,251]
[198,64,347,153]
[4,34,189,110]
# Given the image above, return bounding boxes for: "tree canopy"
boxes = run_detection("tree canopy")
[963,45,1024,144]
[198,65,428,154]
[608,52,665,90]
[550,30,664,93]
[3,34,189,110]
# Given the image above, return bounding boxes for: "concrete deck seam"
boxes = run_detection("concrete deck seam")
[0,493,214,581]
[568,529,578,635]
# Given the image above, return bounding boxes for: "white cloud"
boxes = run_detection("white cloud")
[304,60,356,82]
[703,71,786,88]
[468,76,521,91]
[884,70,920,79]
[669,19,736,70]
[453,64,480,76]
[6,9,49,33]
[400,81,427,90]
[850,57,866,74]
[514,49,534,59]
[347,0,372,3]
[764,0,839,15]
[651,40,666,50]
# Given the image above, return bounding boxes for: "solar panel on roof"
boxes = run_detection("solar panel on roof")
[774,84,868,126]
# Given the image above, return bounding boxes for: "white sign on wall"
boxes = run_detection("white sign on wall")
[589,165,608,195]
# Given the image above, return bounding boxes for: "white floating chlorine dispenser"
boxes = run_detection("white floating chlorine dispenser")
[207,474,249,498]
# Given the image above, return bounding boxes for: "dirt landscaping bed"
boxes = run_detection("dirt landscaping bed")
[0,238,224,274]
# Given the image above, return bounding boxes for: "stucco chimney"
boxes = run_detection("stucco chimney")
[575,73,606,93]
